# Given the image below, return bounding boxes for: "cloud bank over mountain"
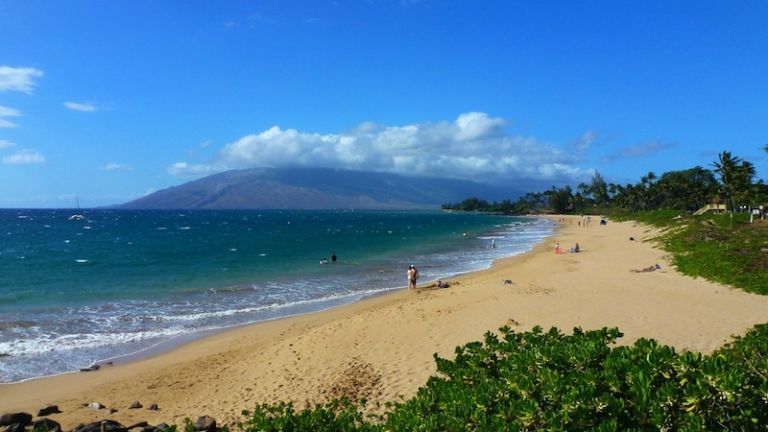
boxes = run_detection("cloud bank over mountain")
[169,112,594,186]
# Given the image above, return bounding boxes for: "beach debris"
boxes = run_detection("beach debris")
[32,418,61,432]
[37,405,61,417]
[193,416,217,432]
[109,408,118,414]
[0,353,10,358]
[86,402,105,410]
[147,404,159,411]
[0,413,32,427]
[129,401,143,409]
[502,279,514,285]
[506,318,520,326]
[80,364,101,373]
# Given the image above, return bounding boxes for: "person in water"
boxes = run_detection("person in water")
[331,252,337,263]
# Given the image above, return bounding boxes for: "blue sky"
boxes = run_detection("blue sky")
[1,0,767,207]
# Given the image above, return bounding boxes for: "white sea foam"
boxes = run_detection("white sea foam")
[0,327,186,356]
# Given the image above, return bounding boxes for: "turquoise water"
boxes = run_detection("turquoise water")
[0,209,552,383]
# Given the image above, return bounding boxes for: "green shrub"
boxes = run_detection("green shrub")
[238,325,768,432]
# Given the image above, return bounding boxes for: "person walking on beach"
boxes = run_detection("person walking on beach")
[407,265,419,290]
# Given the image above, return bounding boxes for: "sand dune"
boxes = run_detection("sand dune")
[3,215,768,428]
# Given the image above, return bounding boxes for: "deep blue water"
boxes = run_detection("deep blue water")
[0,209,552,383]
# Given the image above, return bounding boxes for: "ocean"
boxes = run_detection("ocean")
[0,209,553,383]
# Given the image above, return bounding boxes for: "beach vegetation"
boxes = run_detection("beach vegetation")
[443,150,767,216]
[237,324,768,431]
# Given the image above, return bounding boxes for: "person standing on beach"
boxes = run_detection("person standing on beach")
[407,265,419,290]
[331,252,337,263]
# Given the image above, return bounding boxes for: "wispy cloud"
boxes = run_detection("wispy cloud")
[0,66,44,93]
[2,149,45,165]
[64,101,98,112]
[168,112,593,184]
[0,139,16,149]
[100,162,131,171]
[167,162,223,177]
[0,106,21,117]
[603,140,675,162]
[0,105,21,128]
[569,130,596,158]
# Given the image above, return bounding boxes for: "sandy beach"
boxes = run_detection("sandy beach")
[2,215,768,428]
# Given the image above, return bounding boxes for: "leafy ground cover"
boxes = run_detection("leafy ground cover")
[232,324,768,431]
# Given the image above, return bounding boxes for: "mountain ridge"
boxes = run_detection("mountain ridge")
[118,167,521,210]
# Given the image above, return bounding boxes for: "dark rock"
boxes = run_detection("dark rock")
[109,408,118,414]
[193,416,216,432]
[80,364,101,373]
[73,420,126,432]
[32,418,61,432]
[1,423,25,432]
[146,404,158,411]
[154,423,170,431]
[0,413,32,427]
[128,401,142,410]
[0,353,9,357]
[125,422,148,430]
[37,405,62,417]
[139,428,155,432]
[100,420,126,432]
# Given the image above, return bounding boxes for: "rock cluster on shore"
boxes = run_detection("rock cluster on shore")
[1,405,220,432]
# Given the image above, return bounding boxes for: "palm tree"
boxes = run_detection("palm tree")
[734,161,756,206]
[713,151,742,211]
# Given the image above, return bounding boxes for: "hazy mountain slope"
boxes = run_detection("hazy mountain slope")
[119,167,520,209]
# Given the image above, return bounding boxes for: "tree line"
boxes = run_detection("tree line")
[443,150,768,214]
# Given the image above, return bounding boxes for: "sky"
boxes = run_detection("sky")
[1,0,767,208]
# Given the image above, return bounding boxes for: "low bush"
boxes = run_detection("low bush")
[238,324,768,431]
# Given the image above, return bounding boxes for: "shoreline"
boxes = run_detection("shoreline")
[0,215,551,386]
[3,215,768,428]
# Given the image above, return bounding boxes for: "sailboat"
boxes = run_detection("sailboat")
[69,194,85,220]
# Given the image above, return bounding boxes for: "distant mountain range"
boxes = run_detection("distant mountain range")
[118,167,522,210]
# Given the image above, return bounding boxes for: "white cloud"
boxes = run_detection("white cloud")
[101,162,131,171]
[0,119,17,128]
[167,162,223,177]
[0,105,21,128]
[0,139,16,149]
[64,101,97,112]
[2,149,45,165]
[169,112,594,183]
[0,105,21,117]
[0,66,44,93]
